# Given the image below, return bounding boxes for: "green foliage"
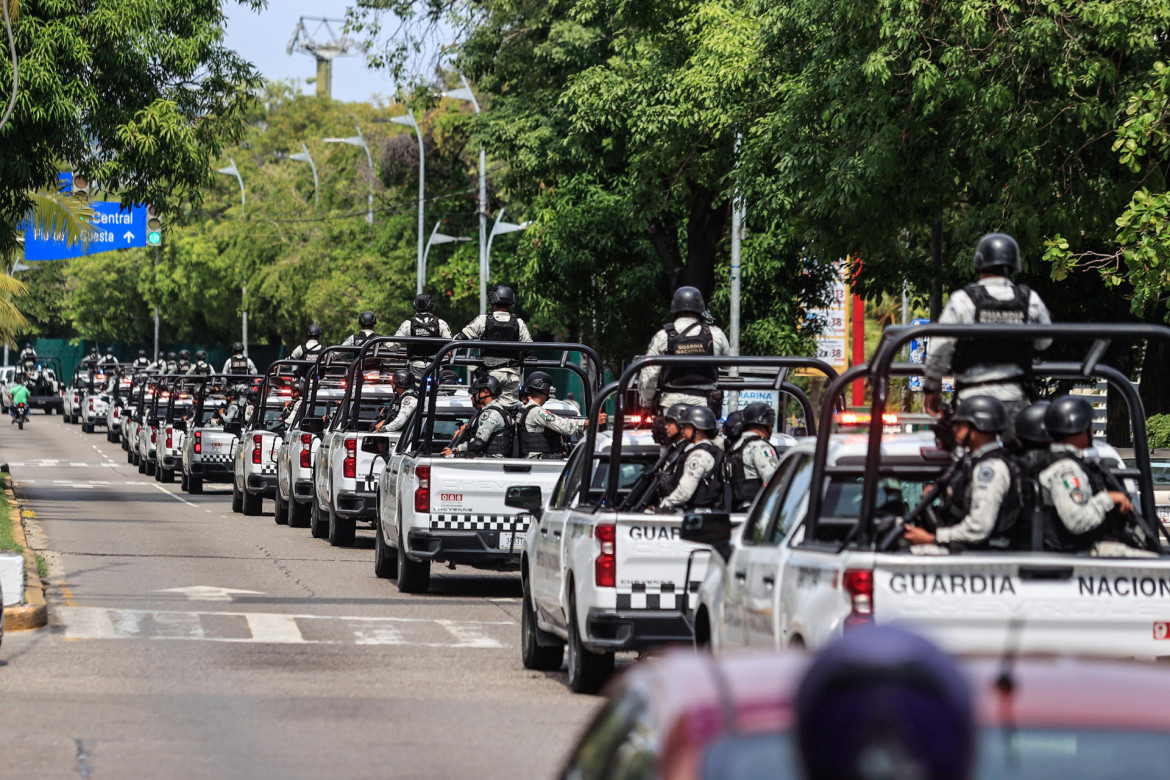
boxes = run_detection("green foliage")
[1147,414,1170,449]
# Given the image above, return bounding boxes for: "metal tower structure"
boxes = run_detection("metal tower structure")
[287,17,366,100]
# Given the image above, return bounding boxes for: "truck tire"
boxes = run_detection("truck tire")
[241,486,262,516]
[127,447,134,464]
[309,493,329,539]
[81,422,90,433]
[374,519,397,579]
[187,474,203,495]
[159,467,174,484]
[231,480,243,513]
[287,498,310,529]
[522,579,564,671]
[145,459,155,477]
[567,591,614,694]
[180,471,189,492]
[327,506,355,547]
[63,413,71,424]
[274,494,289,525]
[137,455,146,474]
[396,524,430,594]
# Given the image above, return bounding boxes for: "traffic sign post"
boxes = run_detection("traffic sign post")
[23,202,152,261]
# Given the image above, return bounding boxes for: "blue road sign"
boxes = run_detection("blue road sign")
[58,172,73,193]
[24,202,151,261]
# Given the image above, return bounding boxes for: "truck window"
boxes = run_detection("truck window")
[742,453,801,546]
[767,456,814,544]
[551,447,585,509]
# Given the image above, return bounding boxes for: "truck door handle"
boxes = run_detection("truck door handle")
[734,570,747,582]
[763,576,775,589]
[553,529,562,538]
[1018,565,1074,581]
[503,464,532,473]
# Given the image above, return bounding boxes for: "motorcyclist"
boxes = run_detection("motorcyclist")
[515,371,602,458]
[657,405,727,512]
[442,376,514,458]
[373,370,418,433]
[222,342,257,375]
[342,311,379,347]
[176,349,193,374]
[290,324,325,361]
[186,350,214,376]
[638,286,730,415]
[456,285,533,406]
[728,402,781,511]
[8,382,30,424]
[395,294,453,379]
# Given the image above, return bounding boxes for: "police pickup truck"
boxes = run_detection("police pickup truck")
[685,323,1170,660]
[17,355,63,415]
[311,344,419,547]
[79,364,117,433]
[105,369,136,443]
[63,368,89,424]
[509,355,836,693]
[133,375,169,475]
[232,361,309,517]
[178,375,253,495]
[374,339,601,595]
[275,357,347,528]
[155,376,197,484]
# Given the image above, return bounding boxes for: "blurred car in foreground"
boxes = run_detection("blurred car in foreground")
[560,650,1170,780]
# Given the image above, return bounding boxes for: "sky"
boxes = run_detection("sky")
[224,1,400,105]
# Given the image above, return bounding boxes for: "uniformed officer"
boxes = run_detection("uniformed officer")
[374,370,418,433]
[395,294,453,379]
[173,349,192,374]
[99,347,118,367]
[186,350,213,376]
[905,396,1021,551]
[222,342,257,375]
[638,286,731,415]
[1014,400,1051,473]
[290,324,324,361]
[456,285,532,406]
[18,343,36,364]
[163,351,179,374]
[437,368,463,396]
[1037,396,1153,557]
[131,349,152,370]
[516,371,603,458]
[80,346,100,371]
[728,402,781,510]
[442,376,514,457]
[923,234,1053,435]
[721,410,745,451]
[658,405,727,512]
[342,311,379,347]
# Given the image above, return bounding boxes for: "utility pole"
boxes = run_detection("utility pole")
[241,286,248,356]
[286,17,366,100]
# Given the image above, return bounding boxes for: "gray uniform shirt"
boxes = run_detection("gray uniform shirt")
[934,442,1012,546]
[520,399,586,437]
[737,432,780,485]
[453,400,511,454]
[638,316,731,409]
[221,356,258,374]
[659,440,720,512]
[924,277,1052,401]
[383,394,417,433]
[289,339,322,361]
[1037,443,1116,535]
[458,312,533,368]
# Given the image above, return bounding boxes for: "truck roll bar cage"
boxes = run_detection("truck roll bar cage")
[186,373,264,423]
[250,359,315,429]
[806,323,1170,552]
[302,345,362,427]
[347,336,446,432]
[586,356,841,508]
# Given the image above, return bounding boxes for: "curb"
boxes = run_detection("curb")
[3,480,47,631]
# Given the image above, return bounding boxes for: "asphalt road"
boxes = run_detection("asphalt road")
[0,412,600,778]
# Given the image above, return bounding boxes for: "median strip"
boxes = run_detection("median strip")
[1,474,48,630]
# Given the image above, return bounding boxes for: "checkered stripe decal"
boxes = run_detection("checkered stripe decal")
[198,452,234,465]
[616,581,702,611]
[258,462,277,476]
[430,515,530,533]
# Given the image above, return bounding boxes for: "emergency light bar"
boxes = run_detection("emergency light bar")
[836,411,899,426]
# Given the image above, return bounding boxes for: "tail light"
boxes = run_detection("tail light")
[114,408,119,419]
[843,568,874,628]
[343,437,356,478]
[165,428,173,449]
[595,524,616,588]
[194,430,202,454]
[414,465,430,513]
[150,427,157,444]
[252,433,262,464]
[300,433,312,468]
[88,400,94,411]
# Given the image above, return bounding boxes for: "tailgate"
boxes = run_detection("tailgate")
[196,429,238,462]
[612,511,734,612]
[874,554,1170,658]
[425,459,563,544]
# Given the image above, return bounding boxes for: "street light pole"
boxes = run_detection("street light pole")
[443,75,488,315]
[324,124,374,224]
[486,207,529,284]
[420,220,473,291]
[390,109,426,295]
[216,157,246,218]
[276,142,320,207]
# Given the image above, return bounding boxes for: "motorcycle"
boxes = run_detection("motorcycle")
[10,402,28,430]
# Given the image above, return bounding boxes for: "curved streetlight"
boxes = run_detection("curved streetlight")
[274,142,320,207]
[420,220,472,292]
[485,207,529,287]
[216,157,246,218]
[324,123,374,225]
[386,109,426,294]
[442,74,489,314]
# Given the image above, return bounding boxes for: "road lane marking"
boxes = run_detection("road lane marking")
[151,483,201,508]
[245,613,305,643]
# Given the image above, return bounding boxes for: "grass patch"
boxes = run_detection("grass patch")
[35,554,47,580]
[0,477,21,554]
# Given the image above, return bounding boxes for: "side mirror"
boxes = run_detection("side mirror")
[301,417,324,434]
[505,485,544,521]
[681,511,733,561]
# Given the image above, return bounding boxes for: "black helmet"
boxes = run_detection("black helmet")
[23,343,31,350]
[306,324,323,339]
[439,369,462,385]
[741,401,776,430]
[138,349,147,357]
[952,395,1007,433]
[522,371,554,396]
[392,369,414,390]
[1016,401,1051,447]
[179,349,191,360]
[683,405,718,433]
[358,311,377,328]
[166,351,176,360]
[1045,395,1096,437]
[231,341,244,354]
[973,233,1021,274]
[488,285,516,308]
[664,403,690,424]
[795,625,975,780]
[470,375,501,398]
[670,286,705,316]
[413,294,433,312]
[195,350,207,361]
[105,347,114,355]
[723,410,745,441]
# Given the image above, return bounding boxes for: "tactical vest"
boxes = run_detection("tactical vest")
[951,283,1034,389]
[481,313,521,362]
[351,329,374,347]
[299,340,322,359]
[228,355,250,373]
[408,315,441,359]
[938,449,1023,551]
[177,360,191,373]
[729,435,772,509]
[133,358,151,368]
[191,362,212,376]
[664,440,725,509]
[468,405,514,456]
[516,404,566,457]
[1040,453,1130,553]
[660,320,717,391]
[165,361,178,374]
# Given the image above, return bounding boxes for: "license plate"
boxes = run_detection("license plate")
[498,532,524,551]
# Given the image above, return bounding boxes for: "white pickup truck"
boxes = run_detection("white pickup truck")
[78,365,116,433]
[155,377,195,485]
[373,338,602,595]
[231,361,309,517]
[62,370,89,424]
[106,371,136,443]
[179,375,252,495]
[275,358,347,529]
[689,323,1170,661]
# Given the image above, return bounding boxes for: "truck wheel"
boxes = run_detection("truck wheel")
[180,471,189,492]
[231,480,243,513]
[188,474,203,495]
[137,455,146,474]
[106,430,114,443]
[274,494,289,525]
[327,506,355,547]
[309,494,329,539]
[396,525,430,594]
[159,467,174,484]
[63,413,71,424]
[287,498,310,529]
[241,486,262,516]
[522,580,564,671]
[567,592,614,694]
[374,519,397,579]
[145,459,156,477]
